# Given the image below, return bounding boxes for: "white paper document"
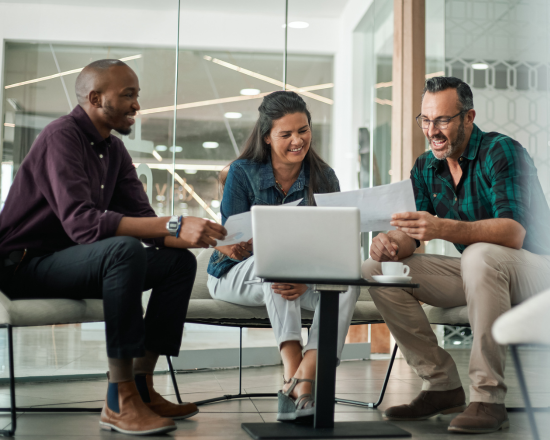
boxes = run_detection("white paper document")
[217,198,303,246]
[314,180,416,232]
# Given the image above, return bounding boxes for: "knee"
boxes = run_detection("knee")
[110,236,147,263]
[461,242,502,281]
[361,258,382,279]
[172,249,198,277]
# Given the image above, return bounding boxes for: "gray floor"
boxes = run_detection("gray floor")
[0,349,549,439]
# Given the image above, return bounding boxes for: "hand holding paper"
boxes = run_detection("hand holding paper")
[314,180,416,232]
[217,198,304,247]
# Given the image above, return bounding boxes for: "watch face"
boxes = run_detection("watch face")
[169,221,178,229]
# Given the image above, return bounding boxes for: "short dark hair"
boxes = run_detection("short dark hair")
[75,59,130,104]
[422,76,474,112]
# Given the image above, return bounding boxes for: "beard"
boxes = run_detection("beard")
[429,120,466,160]
[103,101,133,136]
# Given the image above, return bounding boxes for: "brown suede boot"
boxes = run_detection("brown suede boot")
[136,374,199,420]
[100,380,177,436]
[448,402,509,433]
[385,387,466,421]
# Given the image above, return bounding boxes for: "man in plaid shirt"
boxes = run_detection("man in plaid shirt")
[362,77,550,434]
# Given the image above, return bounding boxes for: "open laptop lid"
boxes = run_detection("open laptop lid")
[251,206,361,282]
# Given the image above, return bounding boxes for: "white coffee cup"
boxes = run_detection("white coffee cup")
[381,262,410,277]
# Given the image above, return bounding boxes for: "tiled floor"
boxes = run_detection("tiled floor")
[0,349,549,439]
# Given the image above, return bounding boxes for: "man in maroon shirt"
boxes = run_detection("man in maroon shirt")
[0,59,227,436]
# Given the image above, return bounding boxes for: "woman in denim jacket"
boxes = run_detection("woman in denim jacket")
[206,91,360,422]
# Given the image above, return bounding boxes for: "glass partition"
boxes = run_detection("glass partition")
[0,0,344,379]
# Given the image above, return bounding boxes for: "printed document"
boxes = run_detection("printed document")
[314,180,416,232]
[217,198,303,246]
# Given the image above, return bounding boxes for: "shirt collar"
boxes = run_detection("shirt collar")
[427,123,483,169]
[259,153,308,192]
[70,105,113,147]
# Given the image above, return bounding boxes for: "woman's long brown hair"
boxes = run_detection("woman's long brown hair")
[220,91,332,204]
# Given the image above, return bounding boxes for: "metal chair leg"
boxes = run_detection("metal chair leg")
[166,355,183,404]
[511,345,540,440]
[0,324,16,436]
[194,326,277,406]
[335,343,398,408]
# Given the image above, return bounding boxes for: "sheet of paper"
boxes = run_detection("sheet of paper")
[217,198,304,246]
[218,211,253,246]
[314,180,416,232]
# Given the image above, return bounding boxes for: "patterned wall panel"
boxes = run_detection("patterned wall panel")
[445,0,550,201]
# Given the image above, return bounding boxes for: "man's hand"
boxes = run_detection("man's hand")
[179,217,227,248]
[370,233,400,262]
[272,283,308,301]
[390,211,441,241]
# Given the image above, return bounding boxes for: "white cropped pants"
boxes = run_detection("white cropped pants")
[207,256,360,359]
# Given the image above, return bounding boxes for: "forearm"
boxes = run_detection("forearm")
[164,236,201,249]
[387,230,417,259]
[116,216,170,239]
[438,218,526,249]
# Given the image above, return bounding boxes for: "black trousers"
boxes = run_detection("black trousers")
[0,237,197,359]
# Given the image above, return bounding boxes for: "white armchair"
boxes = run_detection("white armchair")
[492,288,550,440]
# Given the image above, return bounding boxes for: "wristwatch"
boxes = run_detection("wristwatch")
[166,215,183,238]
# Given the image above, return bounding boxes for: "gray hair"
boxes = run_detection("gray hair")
[422,76,474,112]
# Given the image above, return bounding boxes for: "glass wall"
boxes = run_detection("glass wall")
[444,0,550,203]
[438,0,550,348]
[0,0,337,378]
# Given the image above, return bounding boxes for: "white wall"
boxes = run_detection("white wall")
[331,0,374,191]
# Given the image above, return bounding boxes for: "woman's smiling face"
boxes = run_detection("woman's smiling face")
[265,112,311,166]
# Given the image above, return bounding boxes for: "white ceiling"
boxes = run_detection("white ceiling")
[1,0,350,18]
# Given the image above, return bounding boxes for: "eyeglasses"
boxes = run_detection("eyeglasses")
[416,111,465,130]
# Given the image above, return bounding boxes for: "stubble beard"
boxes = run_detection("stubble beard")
[430,120,466,160]
[103,101,132,136]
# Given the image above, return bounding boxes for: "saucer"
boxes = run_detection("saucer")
[372,275,412,284]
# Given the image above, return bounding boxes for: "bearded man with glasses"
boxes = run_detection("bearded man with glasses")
[361,76,550,434]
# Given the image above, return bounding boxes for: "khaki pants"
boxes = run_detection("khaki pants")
[361,243,550,403]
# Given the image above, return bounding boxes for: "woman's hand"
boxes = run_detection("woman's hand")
[216,239,253,261]
[272,283,308,301]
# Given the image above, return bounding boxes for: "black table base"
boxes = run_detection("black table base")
[241,421,411,439]
[242,280,418,439]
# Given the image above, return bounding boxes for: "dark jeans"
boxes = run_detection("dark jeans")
[0,237,197,359]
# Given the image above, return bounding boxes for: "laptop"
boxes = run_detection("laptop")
[251,206,361,282]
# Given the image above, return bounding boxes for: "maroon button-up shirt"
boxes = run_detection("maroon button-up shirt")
[0,105,163,257]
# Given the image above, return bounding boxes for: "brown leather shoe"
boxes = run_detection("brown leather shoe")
[100,380,177,436]
[138,374,199,420]
[448,402,509,434]
[385,387,466,421]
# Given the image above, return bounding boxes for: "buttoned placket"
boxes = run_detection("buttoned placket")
[92,140,107,204]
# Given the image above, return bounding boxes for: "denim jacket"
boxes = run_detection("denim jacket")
[207,156,340,278]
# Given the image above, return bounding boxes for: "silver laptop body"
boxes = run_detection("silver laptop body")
[251,206,361,282]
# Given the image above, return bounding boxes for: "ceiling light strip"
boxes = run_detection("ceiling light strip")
[3,123,15,128]
[4,54,142,90]
[374,97,392,106]
[167,168,221,223]
[138,83,334,116]
[208,57,333,105]
[138,163,226,171]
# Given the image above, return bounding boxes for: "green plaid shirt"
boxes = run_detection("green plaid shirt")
[411,124,550,255]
